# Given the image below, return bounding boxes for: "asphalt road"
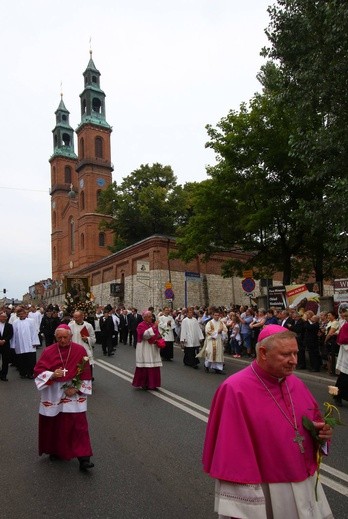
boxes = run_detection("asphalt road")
[1,344,347,518]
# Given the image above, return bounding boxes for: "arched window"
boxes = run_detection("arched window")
[95,137,103,158]
[64,166,72,184]
[80,137,85,158]
[80,191,85,210]
[92,97,101,113]
[81,233,85,250]
[62,132,71,146]
[69,217,75,253]
[52,211,56,228]
[96,189,102,207]
[99,232,105,247]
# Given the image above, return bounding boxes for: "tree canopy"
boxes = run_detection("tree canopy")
[175,1,348,285]
[98,2,348,287]
[97,163,194,251]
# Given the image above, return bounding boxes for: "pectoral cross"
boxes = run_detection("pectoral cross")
[293,429,305,453]
[62,368,68,376]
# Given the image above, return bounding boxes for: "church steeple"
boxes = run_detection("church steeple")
[49,51,114,281]
[78,50,111,130]
[51,94,77,159]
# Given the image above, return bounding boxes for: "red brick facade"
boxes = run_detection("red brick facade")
[50,57,114,281]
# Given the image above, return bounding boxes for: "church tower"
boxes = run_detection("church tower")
[75,50,114,270]
[50,95,78,280]
[50,52,114,281]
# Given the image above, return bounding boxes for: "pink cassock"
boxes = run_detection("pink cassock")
[203,361,321,484]
[337,322,348,344]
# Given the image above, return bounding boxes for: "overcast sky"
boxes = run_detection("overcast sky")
[1,0,271,300]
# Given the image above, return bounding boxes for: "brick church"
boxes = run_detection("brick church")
[50,51,114,280]
[45,53,258,311]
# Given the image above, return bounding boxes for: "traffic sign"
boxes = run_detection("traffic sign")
[185,271,201,279]
[243,270,253,279]
[241,278,256,293]
[165,282,172,289]
[164,288,174,299]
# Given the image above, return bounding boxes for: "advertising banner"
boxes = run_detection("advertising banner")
[285,283,321,315]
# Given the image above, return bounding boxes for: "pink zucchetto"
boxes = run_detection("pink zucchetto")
[56,324,71,330]
[258,324,288,343]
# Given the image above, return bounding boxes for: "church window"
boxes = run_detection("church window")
[69,217,75,253]
[62,133,71,146]
[96,189,102,207]
[80,138,85,158]
[81,233,85,250]
[92,97,101,113]
[95,137,103,158]
[54,135,58,148]
[80,191,85,210]
[65,166,72,184]
[82,99,87,114]
[92,75,97,84]
[99,232,105,247]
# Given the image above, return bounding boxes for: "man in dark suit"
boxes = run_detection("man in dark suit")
[128,308,143,348]
[0,311,14,381]
[280,310,295,330]
[99,309,115,356]
[292,312,306,369]
[119,309,129,345]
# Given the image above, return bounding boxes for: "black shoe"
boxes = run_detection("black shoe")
[214,369,225,375]
[79,460,94,471]
[204,367,210,373]
[49,454,61,461]
[108,353,114,356]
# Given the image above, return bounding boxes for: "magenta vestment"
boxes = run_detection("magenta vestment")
[34,342,93,460]
[203,361,320,484]
[132,321,162,389]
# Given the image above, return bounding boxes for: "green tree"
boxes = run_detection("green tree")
[98,163,191,250]
[176,85,313,284]
[263,0,348,175]
[260,0,348,283]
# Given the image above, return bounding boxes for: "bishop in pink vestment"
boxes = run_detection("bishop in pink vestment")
[203,325,333,519]
[132,310,162,390]
[34,325,94,471]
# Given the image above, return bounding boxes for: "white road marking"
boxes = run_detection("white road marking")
[95,359,348,496]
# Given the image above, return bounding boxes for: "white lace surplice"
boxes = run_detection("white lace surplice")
[215,476,333,519]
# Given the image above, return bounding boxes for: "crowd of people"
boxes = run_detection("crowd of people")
[0,300,346,514]
[0,302,347,395]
